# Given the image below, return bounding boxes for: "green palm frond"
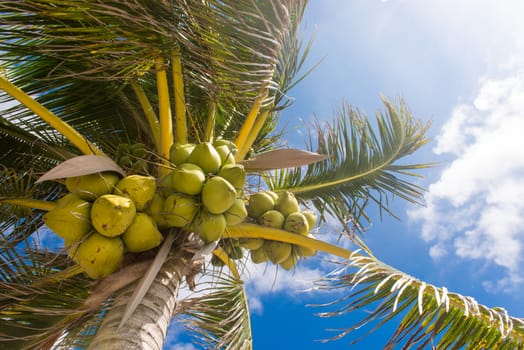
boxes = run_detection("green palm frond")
[0,245,93,350]
[313,253,524,349]
[268,98,432,233]
[180,275,252,349]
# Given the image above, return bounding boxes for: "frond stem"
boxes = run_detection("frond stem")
[236,108,271,160]
[130,81,160,151]
[1,198,57,211]
[234,88,269,161]
[204,100,216,143]
[225,223,351,259]
[155,57,173,176]
[171,49,187,144]
[0,76,102,156]
[212,247,241,280]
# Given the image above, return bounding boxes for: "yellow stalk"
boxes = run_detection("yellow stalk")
[204,101,216,143]
[236,108,271,160]
[234,89,268,161]
[171,49,187,144]
[155,57,173,176]
[1,198,57,211]
[0,76,102,156]
[33,265,84,288]
[213,247,241,280]
[130,81,161,151]
[225,223,351,259]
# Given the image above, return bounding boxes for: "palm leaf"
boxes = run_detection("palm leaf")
[180,275,253,349]
[313,252,524,349]
[268,98,433,233]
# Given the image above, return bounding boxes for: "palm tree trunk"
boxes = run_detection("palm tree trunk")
[87,260,190,350]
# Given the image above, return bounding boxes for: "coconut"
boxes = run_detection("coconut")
[257,209,285,228]
[283,212,309,235]
[201,176,237,214]
[187,142,222,174]
[301,210,318,230]
[224,242,244,260]
[122,213,164,252]
[213,138,238,155]
[114,175,156,211]
[170,143,195,165]
[239,238,265,250]
[130,143,147,157]
[247,192,275,218]
[171,163,206,195]
[265,191,279,202]
[163,193,198,228]
[65,172,120,201]
[71,233,124,279]
[279,251,299,271]
[43,193,92,242]
[217,164,246,191]
[250,246,269,264]
[296,233,317,257]
[211,254,225,267]
[264,240,292,264]
[193,211,226,242]
[215,145,236,167]
[145,193,169,228]
[224,198,248,226]
[91,194,136,237]
[275,191,300,216]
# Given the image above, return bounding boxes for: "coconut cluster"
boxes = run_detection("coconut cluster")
[116,142,151,174]
[244,190,318,270]
[43,173,162,279]
[152,140,247,243]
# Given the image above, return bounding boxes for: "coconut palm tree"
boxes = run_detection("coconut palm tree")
[0,1,523,349]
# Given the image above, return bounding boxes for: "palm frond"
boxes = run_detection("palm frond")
[180,276,253,349]
[313,253,524,349]
[268,98,433,233]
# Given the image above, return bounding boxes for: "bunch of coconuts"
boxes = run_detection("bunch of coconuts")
[115,142,151,174]
[242,190,318,270]
[43,140,248,279]
[43,172,162,279]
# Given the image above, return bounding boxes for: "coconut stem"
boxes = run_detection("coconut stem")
[171,49,187,145]
[130,81,161,152]
[204,100,216,143]
[225,223,351,259]
[212,246,240,280]
[0,76,102,156]
[155,57,173,176]
[1,198,57,211]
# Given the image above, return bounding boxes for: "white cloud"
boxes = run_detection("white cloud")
[409,67,524,291]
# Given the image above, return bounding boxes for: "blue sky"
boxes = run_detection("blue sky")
[167,0,524,348]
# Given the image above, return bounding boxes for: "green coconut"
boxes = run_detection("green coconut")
[283,212,309,235]
[296,233,317,257]
[193,211,226,242]
[275,191,300,216]
[145,193,169,228]
[114,175,156,211]
[130,143,147,157]
[215,145,236,167]
[247,192,275,219]
[257,209,285,229]
[213,138,238,155]
[65,172,120,201]
[122,213,164,252]
[264,240,292,264]
[91,194,136,237]
[171,163,206,195]
[224,198,248,226]
[170,143,195,166]
[239,238,265,250]
[250,246,269,264]
[217,164,246,191]
[187,142,222,174]
[279,251,299,271]
[71,233,124,279]
[201,176,237,214]
[301,210,318,230]
[43,193,92,242]
[163,193,199,228]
